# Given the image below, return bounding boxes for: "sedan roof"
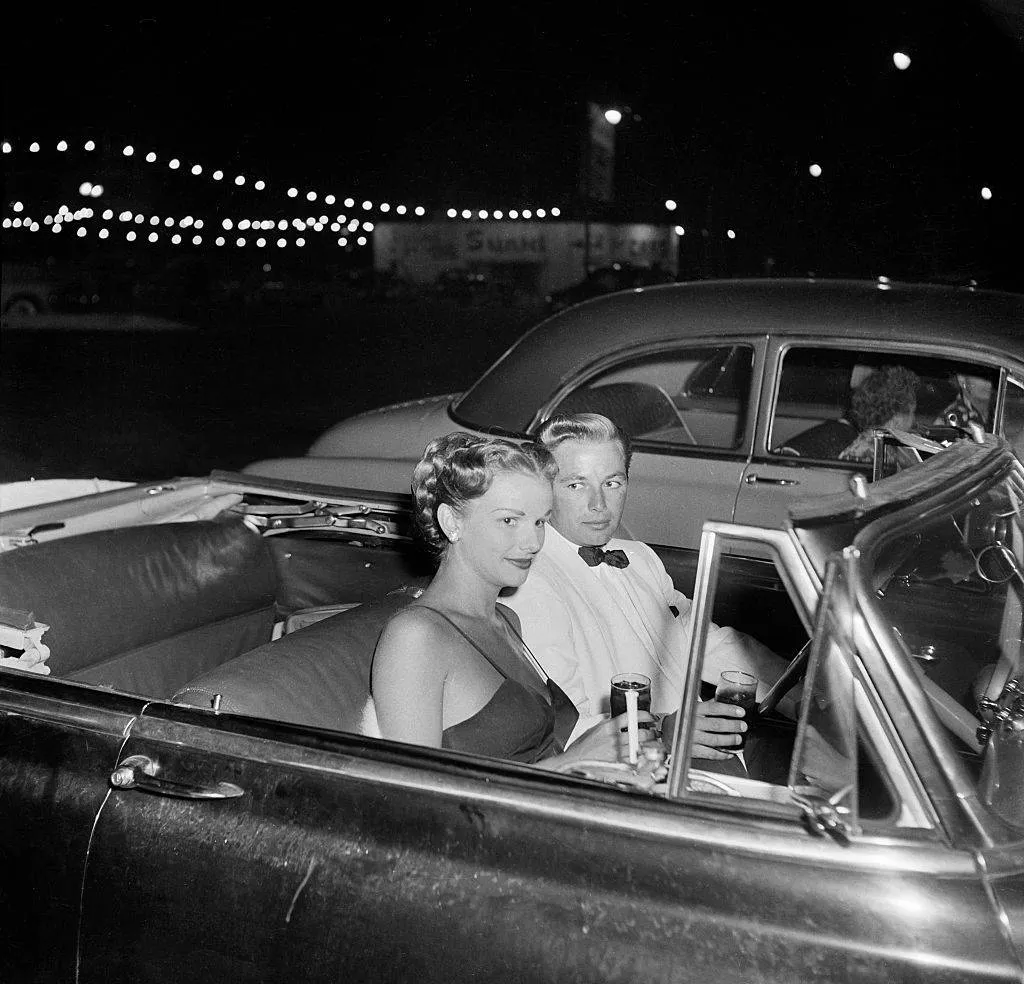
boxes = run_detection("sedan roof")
[453,278,1024,434]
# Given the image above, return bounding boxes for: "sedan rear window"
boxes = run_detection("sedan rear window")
[547,345,754,451]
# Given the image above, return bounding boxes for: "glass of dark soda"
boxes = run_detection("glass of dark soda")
[610,673,652,718]
[715,670,758,750]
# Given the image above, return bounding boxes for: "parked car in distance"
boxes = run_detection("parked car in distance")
[1,436,1021,981]
[246,278,1024,551]
[1,259,104,317]
[546,261,676,311]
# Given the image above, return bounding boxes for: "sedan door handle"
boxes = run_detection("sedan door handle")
[110,755,244,800]
[744,474,800,487]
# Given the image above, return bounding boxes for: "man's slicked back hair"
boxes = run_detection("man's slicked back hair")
[535,413,632,474]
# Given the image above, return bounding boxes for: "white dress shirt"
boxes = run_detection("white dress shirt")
[503,526,769,744]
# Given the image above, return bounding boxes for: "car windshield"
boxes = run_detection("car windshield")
[865,462,1024,830]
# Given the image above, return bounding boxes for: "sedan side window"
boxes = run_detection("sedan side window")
[770,348,999,461]
[547,345,754,450]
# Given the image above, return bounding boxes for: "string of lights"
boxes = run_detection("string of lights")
[1,137,569,223]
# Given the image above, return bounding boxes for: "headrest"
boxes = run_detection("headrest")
[0,520,276,676]
[172,590,416,732]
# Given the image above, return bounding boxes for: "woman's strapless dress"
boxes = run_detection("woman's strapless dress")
[410,604,578,763]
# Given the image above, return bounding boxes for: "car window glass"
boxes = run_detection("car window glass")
[672,537,905,829]
[770,348,999,461]
[1002,376,1024,452]
[869,470,1024,832]
[547,345,753,450]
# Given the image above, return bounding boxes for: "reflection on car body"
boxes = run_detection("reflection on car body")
[245,278,1024,551]
[545,262,676,311]
[1,436,1022,981]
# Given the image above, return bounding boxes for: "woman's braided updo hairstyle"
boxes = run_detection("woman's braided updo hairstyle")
[411,432,556,557]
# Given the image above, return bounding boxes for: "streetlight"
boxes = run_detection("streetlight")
[582,102,623,275]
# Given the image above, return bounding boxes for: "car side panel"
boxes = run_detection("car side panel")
[620,449,748,547]
[0,680,138,983]
[76,711,1018,984]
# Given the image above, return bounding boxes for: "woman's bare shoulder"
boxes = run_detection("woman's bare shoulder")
[376,606,452,662]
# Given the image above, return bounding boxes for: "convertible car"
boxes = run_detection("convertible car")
[1,433,1021,981]
[246,277,1024,549]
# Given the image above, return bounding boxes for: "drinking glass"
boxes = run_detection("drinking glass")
[715,670,758,750]
[609,673,652,718]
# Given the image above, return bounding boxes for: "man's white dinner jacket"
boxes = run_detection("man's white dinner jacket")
[503,525,752,743]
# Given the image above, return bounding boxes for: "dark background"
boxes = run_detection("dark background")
[2,4,1022,484]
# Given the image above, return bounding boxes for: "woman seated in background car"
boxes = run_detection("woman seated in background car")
[371,432,642,767]
[779,365,919,463]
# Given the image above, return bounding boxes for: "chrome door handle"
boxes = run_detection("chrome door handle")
[110,754,244,800]
[744,474,800,487]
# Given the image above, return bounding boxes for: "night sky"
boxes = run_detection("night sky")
[3,4,1021,285]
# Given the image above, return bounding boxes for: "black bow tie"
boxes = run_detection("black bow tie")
[578,545,630,569]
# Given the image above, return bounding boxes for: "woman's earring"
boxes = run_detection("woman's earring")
[450,530,460,542]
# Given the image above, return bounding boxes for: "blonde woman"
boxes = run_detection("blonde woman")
[372,433,643,766]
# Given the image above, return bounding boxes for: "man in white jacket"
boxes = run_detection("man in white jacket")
[503,412,791,759]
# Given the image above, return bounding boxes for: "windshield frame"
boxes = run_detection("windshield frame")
[846,447,1024,844]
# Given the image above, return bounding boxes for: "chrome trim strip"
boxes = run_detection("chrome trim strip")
[0,686,136,736]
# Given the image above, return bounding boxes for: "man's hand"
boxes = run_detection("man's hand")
[556,711,656,765]
[691,699,746,760]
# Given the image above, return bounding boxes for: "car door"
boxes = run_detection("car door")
[538,339,766,548]
[0,676,141,983]
[74,695,1020,984]
[735,338,1008,529]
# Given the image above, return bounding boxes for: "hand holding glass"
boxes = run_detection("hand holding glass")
[714,670,758,750]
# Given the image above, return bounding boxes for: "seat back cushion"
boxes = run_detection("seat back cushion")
[172,590,416,733]
[0,519,277,696]
[266,535,435,613]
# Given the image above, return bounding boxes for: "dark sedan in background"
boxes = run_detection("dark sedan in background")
[247,278,1024,550]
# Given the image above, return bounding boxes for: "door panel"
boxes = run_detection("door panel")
[0,680,139,983]
[622,448,748,547]
[734,459,861,530]
[76,707,1017,983]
